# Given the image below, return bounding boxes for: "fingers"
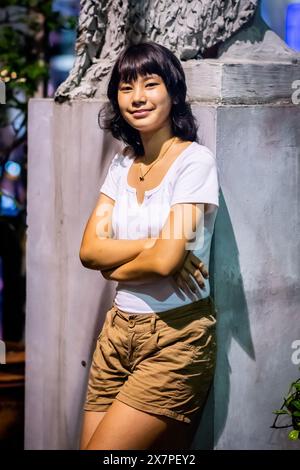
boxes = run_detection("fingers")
[175,270,199,296]
[173,273,191,296]
[200,262,209,278]
[182,257,206,289]
[184,266,206,291]
[175,252,209,295]
[189,253,209,278]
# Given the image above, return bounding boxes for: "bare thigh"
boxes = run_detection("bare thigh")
[80,410,108,450]
[84,399,191,450]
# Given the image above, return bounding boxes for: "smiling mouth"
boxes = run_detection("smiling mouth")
[131,108,154,113]
[131,109,153,117]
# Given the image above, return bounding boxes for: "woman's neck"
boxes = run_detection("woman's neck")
[140,132,178,165]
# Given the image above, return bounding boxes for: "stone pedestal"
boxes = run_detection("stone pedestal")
[26,56,300,449]
[184,58,300,105]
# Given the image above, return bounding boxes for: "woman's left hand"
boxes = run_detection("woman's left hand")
[173,251,209,295]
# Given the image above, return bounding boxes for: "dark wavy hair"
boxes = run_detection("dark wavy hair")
[98,41,199,156]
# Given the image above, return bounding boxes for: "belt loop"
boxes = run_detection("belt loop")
[150,315,157,334]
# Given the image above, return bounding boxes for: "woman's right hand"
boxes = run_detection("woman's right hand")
[173,251,209,295]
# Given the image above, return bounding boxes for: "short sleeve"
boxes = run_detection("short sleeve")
[99,153,120,200]
[170,147,219,207]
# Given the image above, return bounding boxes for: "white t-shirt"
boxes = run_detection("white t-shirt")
[99,141,219,313]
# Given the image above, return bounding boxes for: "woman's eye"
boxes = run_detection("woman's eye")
[120,82,158,91]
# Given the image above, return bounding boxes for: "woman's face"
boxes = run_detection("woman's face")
[117,73,172,134]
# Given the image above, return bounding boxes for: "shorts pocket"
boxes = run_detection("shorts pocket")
[156,315,216,355]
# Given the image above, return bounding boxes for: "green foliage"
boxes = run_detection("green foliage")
[272,375,300,442]
[0,1,76,161]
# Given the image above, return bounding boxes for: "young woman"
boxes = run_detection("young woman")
[79,41,219,450]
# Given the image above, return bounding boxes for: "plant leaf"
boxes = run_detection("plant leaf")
[288,430,299,440]
[273,410,289,415]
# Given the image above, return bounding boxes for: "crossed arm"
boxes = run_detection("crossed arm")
[79,193,207,287]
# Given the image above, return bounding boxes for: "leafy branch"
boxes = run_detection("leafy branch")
[271,375,300,441]
[0,1,76,165]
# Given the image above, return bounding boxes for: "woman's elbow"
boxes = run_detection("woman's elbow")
[79,246,89,267]
[79,244,96,269]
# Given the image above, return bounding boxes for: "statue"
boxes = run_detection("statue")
[54,0,259,102]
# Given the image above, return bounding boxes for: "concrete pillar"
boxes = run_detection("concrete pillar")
[26,63,300,449]
[193,103,300,450]
[25,99,121,449]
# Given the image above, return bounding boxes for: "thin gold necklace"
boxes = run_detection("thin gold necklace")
[139,137,177,181]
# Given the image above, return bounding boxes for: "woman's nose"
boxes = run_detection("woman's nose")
[132,86,146,102]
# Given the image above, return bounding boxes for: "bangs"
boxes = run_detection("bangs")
[117,45,167,85]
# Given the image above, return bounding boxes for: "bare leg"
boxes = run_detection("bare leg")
[148,420,191,450]
[80,410,108,449]
[84,399,190,450]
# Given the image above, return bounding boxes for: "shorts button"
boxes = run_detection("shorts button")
[128,320,135,327]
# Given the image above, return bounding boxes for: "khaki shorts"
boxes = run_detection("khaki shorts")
[84,296,217,425]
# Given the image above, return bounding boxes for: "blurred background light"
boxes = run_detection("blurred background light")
[0,194,18,216]
[261,0,300,50]
[4,161,21,179]
[286,3,300,50]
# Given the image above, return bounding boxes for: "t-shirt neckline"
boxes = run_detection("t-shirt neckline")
[125,141,197,204]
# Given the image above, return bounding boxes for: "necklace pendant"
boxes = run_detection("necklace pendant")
[139,176,144,181]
